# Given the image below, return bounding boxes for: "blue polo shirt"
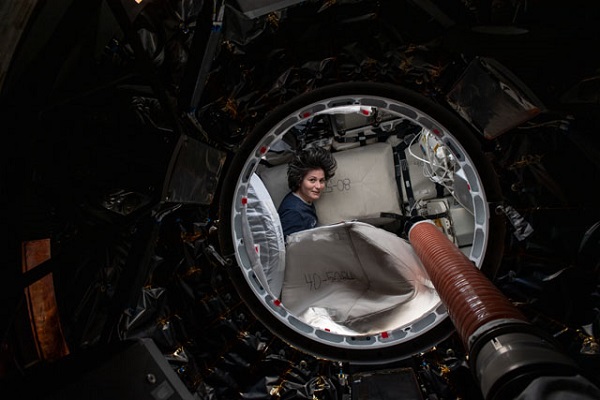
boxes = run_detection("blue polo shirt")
[278,192,318,237]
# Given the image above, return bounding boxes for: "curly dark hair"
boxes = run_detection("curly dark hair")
[287,146,337,191]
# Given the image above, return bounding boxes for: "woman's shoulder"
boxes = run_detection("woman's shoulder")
[281,191,294,201]
[279,192,299,208]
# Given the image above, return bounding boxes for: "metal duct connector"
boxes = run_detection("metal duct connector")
[408,220,584,399]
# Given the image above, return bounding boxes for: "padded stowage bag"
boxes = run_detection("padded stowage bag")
[281,221,439,335]
[243,174,286,297]
[316,142,401,225]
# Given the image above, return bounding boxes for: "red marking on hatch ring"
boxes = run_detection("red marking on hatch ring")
[241,197,248,205]
[360,108,370,115]
[259,146,267,154]
[273,299,281,306]
[381,331,389,339]
[301,111,312,119]
[432,128,441,136]
[325,328,331,332]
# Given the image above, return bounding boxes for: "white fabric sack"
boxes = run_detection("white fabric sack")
[281,221,439,335]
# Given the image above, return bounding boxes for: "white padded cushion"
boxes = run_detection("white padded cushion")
[258,142,402,226]
[243,174,286,297]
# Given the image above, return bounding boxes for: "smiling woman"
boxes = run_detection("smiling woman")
[218,81,506,363]
[278,146,337,237]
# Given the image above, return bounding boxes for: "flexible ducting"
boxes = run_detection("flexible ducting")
[407,220,527,346]
[408,220,593,399]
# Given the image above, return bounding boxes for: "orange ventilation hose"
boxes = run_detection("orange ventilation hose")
[408,220,596,400]
[408,220,527,348]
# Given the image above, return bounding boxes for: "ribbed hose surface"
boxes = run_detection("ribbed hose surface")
[409,221,526,348]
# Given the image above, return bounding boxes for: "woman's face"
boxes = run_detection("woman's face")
[296,168,326,203]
